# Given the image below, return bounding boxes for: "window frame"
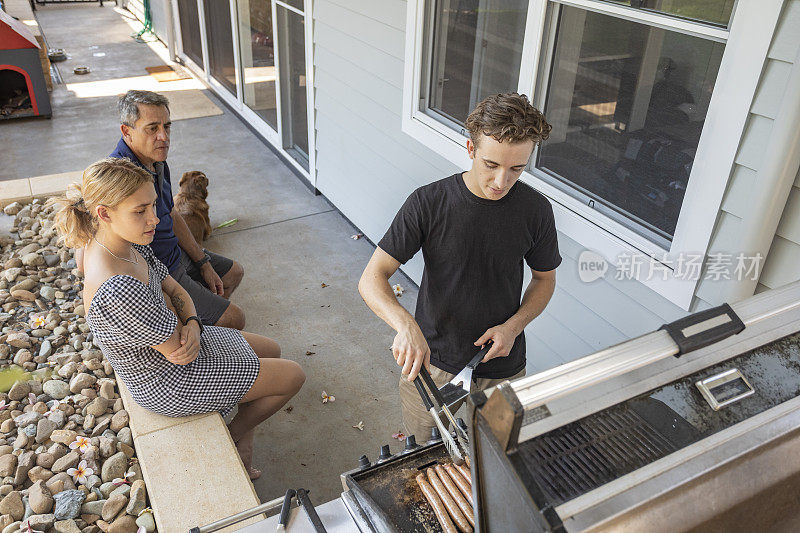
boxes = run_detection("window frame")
[402,0,783,310]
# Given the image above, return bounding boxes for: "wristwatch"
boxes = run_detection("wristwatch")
[184,315,204,335]
[193,251,211,269]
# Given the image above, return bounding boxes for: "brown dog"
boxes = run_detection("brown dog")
[174,170,211,243]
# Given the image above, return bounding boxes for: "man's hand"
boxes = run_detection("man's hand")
[200,262,224,295]
[393,323,431,381]
[474,323,520,362]
[166,321,201,365]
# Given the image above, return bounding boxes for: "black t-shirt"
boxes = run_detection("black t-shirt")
[378,173,562,379]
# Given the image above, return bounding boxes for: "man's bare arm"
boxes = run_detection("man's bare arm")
[171,208,223,295]
[475,268,556,361]
[358,247,430,380]
[171,209,204,262]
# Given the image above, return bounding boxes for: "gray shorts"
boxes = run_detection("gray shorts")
[171,249,234,325]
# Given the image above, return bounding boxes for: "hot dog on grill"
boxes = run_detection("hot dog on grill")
[427,467,473,533]
[456,463,472,484]
[436,464,474,527]
[444,463,473,505]
[417,473,456,533]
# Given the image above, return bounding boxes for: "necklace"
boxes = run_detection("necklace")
[94,238,138,265]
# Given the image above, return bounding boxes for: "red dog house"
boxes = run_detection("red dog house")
[0,9,52,119]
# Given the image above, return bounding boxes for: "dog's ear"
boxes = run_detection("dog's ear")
[179,172,192,188]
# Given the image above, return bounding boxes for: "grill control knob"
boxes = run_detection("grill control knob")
[358,455,371,469]
[427,427,441,444]
[404,435,419,452]
[377,444,392,463]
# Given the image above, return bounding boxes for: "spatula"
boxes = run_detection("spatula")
[437,342,491,409]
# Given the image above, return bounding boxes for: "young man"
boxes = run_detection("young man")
[358,93,561,439]
[108,90,246,329]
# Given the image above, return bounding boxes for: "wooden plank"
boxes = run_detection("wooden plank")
[760,235,800,289]
[557,233,689,324]
[315,21,405,87]
[319,0,407,32]
[720,164,757,219]
[734,114,774,171]
[768,0,800,62]
[524,330,567,375]
[314,0,405,60]
[526,311,595,363]
[751,59,793,119]
[546,287,628,351]
[314,71,456,178]
[776,186,800,245]
[315,48,403,110]
[694,211,744,304]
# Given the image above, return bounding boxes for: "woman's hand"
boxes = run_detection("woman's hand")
[165,321,201,365]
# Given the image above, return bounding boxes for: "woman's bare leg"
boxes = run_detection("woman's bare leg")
[240,331,281,359]
[227,334,304,479]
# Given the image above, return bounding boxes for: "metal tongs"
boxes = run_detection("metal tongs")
[413,367,469,465]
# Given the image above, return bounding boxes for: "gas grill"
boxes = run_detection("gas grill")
[205,281,800,532]
[338,280,800,532]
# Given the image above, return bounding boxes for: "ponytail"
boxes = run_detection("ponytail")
[47,182,96,249]
[46,157,152,250]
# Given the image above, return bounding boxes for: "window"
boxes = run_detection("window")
[423,0,529,128]
[404,0,780,309]
[536,5,725,247]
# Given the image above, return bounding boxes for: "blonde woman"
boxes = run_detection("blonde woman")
[50,157,304,479]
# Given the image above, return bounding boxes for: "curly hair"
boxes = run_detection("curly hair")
[465,93,552,147]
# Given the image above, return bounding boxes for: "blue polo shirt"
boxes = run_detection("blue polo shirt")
[109,138,181,273]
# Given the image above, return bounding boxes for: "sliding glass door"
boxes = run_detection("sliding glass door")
[204,0,237,95]
[177,0,204,69]
[174,0,314,180]
[276,3,308,169]
[237,0,278,129]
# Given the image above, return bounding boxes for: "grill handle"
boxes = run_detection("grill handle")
[414,375,435,410]
[659,302,745,357]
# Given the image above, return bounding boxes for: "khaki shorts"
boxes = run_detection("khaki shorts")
[399,365,526,441]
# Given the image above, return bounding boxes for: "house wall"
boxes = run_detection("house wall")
[162,0,799,376]
[311,0,727,376]
[697,0,800,303]
[126,0,170,45]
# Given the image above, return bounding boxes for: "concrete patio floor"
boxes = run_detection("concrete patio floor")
[0,3,415,510]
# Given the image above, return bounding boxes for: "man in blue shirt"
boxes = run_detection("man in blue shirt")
[104,90,245,328]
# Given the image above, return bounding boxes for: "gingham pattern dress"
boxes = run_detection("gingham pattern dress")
[87,244,259,418]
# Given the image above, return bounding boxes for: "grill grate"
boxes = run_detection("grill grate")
[520,406,678,506]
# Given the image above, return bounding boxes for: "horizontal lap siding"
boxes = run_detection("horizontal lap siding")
[698,0,800,302]
[313,0,708,373]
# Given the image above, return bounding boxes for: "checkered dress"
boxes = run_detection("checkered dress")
[87,244,259,418]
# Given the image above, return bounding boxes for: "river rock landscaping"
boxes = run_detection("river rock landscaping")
[0,200,156,533]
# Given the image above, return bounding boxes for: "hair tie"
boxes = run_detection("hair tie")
[73,198,86,211]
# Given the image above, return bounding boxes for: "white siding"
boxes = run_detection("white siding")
[696,0,800,304]
[127,0,170,45]
[312,0,720,376]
